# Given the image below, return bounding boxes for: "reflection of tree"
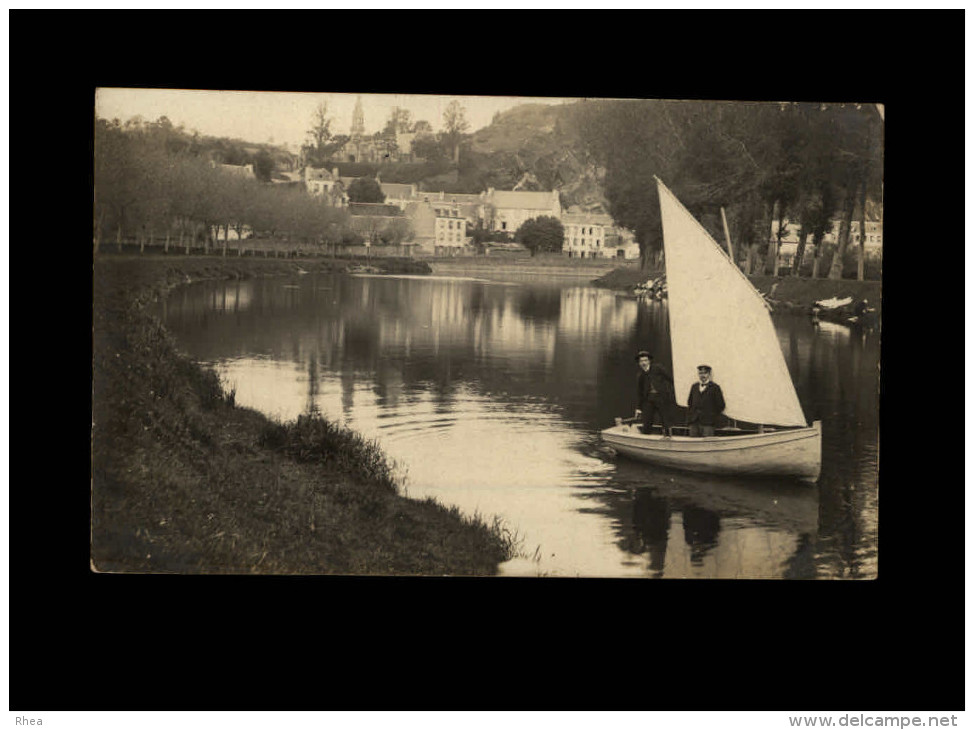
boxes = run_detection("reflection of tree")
[681,505,721,565]
[801,318,881,578]
[430,354,456,414]
[373,361,404,410]
[782,533,818,579]
[343,318,379,365]
[305,353,319,416]
[513,287,562,323]
[340,368,356,418]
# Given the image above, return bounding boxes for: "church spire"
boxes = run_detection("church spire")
[351,96,365,139]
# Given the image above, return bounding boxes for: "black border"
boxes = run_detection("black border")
[11,9,963,712]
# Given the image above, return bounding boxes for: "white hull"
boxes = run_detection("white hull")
[601,421,822,482]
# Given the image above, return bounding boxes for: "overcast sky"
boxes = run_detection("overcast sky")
[95,88,575,151]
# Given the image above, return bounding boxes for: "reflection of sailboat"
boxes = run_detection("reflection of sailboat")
[613,459,820,537]
[602,178,822,482]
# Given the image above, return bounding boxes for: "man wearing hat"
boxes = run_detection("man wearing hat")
[634,351,675,437]
[686,365,725,437]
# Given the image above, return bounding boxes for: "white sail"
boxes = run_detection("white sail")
[656,178,807,428]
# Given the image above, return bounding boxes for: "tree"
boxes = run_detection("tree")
[383,107,413,135]
[252,148,274,182]
[347,177,385,204]
[303,102,333,167]
[827,104,883,280]
[516,216,564,256]
[442,100,469,164]
[412,120,433,134]
[412,134,447,162]
[380,218,413,245]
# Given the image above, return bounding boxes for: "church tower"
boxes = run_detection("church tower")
[350,96,365,139]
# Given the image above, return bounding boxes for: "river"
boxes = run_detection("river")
[156,271,879,579]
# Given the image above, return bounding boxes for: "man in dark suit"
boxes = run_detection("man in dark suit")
[634,350,675,437]
[687,364,726,437]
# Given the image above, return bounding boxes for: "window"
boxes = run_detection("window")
[581,238,585,246]
[501,222,507,231]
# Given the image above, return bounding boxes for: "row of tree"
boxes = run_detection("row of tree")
[94,118,357,253]
[568,100,883,279]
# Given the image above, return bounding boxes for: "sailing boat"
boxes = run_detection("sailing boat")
[601,178,822,482]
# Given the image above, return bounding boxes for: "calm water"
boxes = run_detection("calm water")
[157,272,879,579]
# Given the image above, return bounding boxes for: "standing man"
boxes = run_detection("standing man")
[687,365,726,437]
[634,350,676,437]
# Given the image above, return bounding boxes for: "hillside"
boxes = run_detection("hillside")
[99,103,607,207]
[460,101,609,208]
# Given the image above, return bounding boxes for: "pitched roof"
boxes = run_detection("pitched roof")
[348,203,403,217]
[561,212,614,226]
[488,190,559,210]
[380,183,415,198]
[420,191,484,205]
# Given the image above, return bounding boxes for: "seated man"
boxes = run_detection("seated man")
[687,364,725,437]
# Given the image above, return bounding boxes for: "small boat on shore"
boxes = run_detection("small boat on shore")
[602,178,822,482]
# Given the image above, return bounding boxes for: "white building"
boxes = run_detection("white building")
[771,218,883,252]
[484,189,561,234]
[561,212,639,260]
[562,212,613,258]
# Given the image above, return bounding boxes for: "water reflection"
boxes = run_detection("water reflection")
[158,274,879,579]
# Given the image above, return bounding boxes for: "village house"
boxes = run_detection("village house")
[417,190,486,227]
[380,182,419,210]
[271,170,306,188]
[483,189,561,234]
[404,200,471,256]
[305,167,348,206]
[561,211,614,259]
[604,226,641,260]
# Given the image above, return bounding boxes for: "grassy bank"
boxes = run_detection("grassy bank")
[91,254,517,575]
[592,267,881,316]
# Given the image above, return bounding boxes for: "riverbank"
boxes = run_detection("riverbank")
[429,255,628,279]
[592,267,882,317]
[91,254,516,575]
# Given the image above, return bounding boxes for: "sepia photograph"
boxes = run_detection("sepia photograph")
[91,88,883,579]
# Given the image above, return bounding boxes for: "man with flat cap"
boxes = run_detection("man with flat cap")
[687,364,725,437]
[634,350,676,437]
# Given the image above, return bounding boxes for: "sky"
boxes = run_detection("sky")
[95,88,576,151]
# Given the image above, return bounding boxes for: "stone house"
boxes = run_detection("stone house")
[404,200,471,256]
